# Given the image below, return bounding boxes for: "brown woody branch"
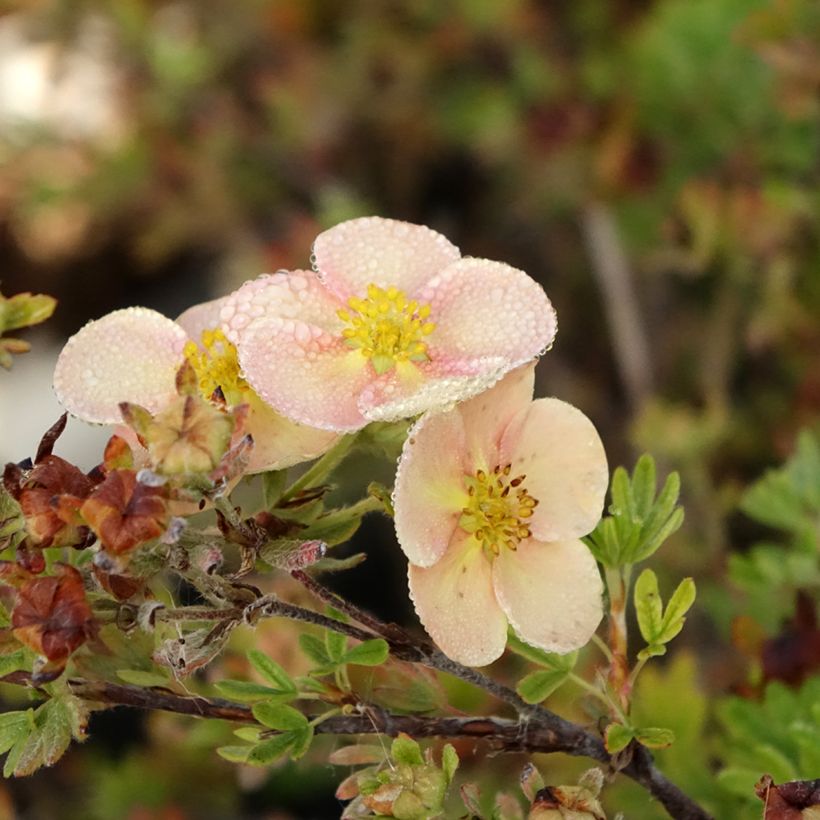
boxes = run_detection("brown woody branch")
[47,678,709,820]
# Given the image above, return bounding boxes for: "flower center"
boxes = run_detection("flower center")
[459,464,539,556]
[336,283,435,375]
[183,328,248,406]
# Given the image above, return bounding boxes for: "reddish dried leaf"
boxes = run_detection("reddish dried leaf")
[757,775,820,820]
[35,414,68,464]
[81,470,167,556]
[762,592,820,686]
[101,435,134,473]
[92,565,145,601]
[11,564,94,661]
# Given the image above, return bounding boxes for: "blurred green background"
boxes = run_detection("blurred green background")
[0,0,819,817]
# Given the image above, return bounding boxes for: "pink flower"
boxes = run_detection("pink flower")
[393,364,608,666]
[52,299,339,474]
[220,217,557,432]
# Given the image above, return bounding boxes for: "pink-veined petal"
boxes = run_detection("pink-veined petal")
[493,538,603,654]
[500,398,608,542]
[220,271,343,345]
[53,308,187,424]
[243,391,341,473]
[236,316,372,432]
[419,258,556,365]
[394,409,469,567]
[357,356,509,423]
[176,296,229,342]
[456,363,535,473]
[313,217,461,301]
[408,537,508,667]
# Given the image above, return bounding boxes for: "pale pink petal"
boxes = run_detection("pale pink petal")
[500,398,608,542]
[220,271,343,345]
[456,364,535,473]
[243,391,341,473]
[236,316,372,432]
[408,537,508,666]
[357,356,509,423]
[493,538,603,654]
[176,296,229,341]
[394,409,469,567]
[53,308,187,424]
[313,217,461,301]
[419,258,556,364]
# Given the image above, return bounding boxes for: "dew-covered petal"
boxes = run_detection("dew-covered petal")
[493,538,603,654]
[243,391,341,473]
[394,409,469,567]
[313,217,461,301]
[456,363,535,473]
[236,316,372,432]
[176,296,229,342]
[500,398,608,542]
[220,271,343,345]
[408,537,508,666]
[419,258,556,365]
[357,356,508,423]
[54,308,187,424]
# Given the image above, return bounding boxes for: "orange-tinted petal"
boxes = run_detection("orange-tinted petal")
[408,537,507,666]
[492,538,603,654]
[500,398,608,542]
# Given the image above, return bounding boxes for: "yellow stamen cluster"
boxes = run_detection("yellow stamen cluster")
[459,464,539,556]
[337,283,435,375]
[183,328,248,406]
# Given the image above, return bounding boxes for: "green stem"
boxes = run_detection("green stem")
[567,673,628,725]
[590,633,613,663]
[604,564,632,712]
[278,435,357,503]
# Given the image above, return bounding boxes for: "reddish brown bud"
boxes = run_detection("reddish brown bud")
[11,564,95,662]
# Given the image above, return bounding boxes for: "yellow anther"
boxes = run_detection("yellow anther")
[337,282,436,374]
[459,465,539,557]
[183,328,248,406]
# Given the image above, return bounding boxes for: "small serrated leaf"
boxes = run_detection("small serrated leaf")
[299,633,333,668]
[247,650,297,693]
[246,733,296,765]
[635,727,675,748]
[604,723,635,754]
[391,734,423,766]
[116,669,171,687]
[343,639,389,667]
[215,680,284,702]
[289,725,314,760]
[251,702,308,732]
[516,670,569,704]
[217,745,252,763]
[442,744,459,784]
[657,577,696,644]
[325,629,348,662]
[634,568,663,644]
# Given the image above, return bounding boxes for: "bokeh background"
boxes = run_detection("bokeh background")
[0,0,819,817]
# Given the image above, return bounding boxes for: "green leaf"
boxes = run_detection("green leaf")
[1,293,57,332]
[0,710,33,756]
[604,723,635,754]
[309,553,368,574]
[0,651,27,678]
[506,632,578,671]
[391,734,423,766]
[635,727,675,748]
[343,639,389,667]
[516,670,569,704]
[325,629,348,663]
[656,577,696,643]
[634,568,663,644]
[299,634,333,668]
[637,644,667,662]
[584,455,684,567]
[116,669,171,687]
[442,744,459,784]
[247,650,297,693]
[233,726,263,742]
[262,469,288,508]
[289,725,314,760]
[302,508,362,547]
[251,702,308,732]
[246,733,297,765]
[216,745,252,763]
